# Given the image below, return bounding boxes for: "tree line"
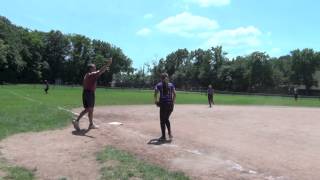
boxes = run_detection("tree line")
[0,16,133,85]
[115,47,320,95]
[1,16,320,95]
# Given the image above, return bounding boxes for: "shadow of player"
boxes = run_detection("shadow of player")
[147,138,172,145]
[72,129,95,138]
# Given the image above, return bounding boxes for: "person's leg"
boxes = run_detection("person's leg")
[88,107,94,125]
[166,104,174,138]
[87,92,98,129]
[211,95,214,105]
[88,108,99,129]
[159,105,166,140]
[208,95,212,107]
[73,109,88,131]
[78,90,89,122]
[73,90,89,131]
[76,109,88,121]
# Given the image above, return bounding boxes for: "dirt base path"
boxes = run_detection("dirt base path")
[1,105,320,180]
[0,169,6,178]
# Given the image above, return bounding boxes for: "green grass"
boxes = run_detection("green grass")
[1,84,320,180]
[0,158,34,180]
[3,167,34,180]
[1,84,320,140]
[97,146,189,180]
[213,93,320,107]
[0,89,72,140]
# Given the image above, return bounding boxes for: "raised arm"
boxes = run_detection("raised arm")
[97,58,113,76]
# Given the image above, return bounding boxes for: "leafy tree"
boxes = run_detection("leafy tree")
[19,30,44,82]
[229,56,250,91]
[164,48,189,77]
[291,49,320,94]
[43,30,70,82]
[65,34,92,84]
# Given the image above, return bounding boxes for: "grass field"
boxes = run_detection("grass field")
[1,84,320,179]
[1,84,320,140]
[97,146,189,180]
[0,156,34,180]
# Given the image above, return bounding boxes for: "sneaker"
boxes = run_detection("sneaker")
[72,120,80,131]
[158,136,166,141]
[169,134,173,140]
[88,123,99,130]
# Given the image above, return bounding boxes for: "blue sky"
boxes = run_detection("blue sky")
[1,0,320,68]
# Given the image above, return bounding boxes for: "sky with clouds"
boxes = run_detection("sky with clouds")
[1,0,320,68]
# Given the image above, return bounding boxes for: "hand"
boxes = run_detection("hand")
[155,101,160,107]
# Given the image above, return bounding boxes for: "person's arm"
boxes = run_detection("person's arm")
[154,88,159,105]
[172,87,176,104]
[97,58,113,76]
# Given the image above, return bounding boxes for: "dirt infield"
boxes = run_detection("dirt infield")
[0,169,6,178]
[1,105,320,180]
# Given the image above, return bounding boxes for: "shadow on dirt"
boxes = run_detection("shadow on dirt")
[147,138,172,145]
[71,129,95,138]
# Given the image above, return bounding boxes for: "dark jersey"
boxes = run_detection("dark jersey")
[155,82,175,103]
[208,87,214,95]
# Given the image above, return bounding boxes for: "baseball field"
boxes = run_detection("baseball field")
[1,85,320,180]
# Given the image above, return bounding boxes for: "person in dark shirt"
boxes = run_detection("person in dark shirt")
[44,80,49,94]
[294,88,298,101]
[207,84,214,108]
[72,58,112,131]
[154,73,176,141]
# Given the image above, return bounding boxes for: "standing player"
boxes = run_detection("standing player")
[44,80,49,94]
[294,87,298,101]
[207,84,214,108]
[154,73,176,141]
[72,58,112,131]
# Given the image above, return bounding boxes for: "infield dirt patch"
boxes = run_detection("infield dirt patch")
[1,105,320,180]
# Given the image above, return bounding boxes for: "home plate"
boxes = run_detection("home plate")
[108,122,123,125]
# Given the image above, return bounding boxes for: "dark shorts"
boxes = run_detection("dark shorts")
[83,90,95,108]
[160,102,174,122]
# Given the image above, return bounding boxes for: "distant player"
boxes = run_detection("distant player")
[72,58,112,131]
[154,73,176,141]
[294,87,298,101]
[44,80,49,94]
[207,84,214,108]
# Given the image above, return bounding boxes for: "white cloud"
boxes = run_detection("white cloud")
[269,48,281,56]
[144,13,153,19]
[203,26,262,47]
[136,28,151,36]
[152,12,266,55]
[156,12,219,37]
[185,0,230,7]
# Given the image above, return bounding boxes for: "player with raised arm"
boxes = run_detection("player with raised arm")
[72,58,112,131]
